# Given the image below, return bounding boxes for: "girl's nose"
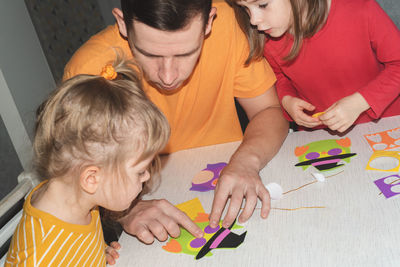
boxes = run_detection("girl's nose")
[249,9,262,26]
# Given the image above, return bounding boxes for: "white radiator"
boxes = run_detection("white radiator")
[0,172,40,265]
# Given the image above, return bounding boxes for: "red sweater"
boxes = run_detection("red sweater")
[264,0,400,126]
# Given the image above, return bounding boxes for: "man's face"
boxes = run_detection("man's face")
[130,15,206,92]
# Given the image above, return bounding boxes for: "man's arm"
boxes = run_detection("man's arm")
[209,86,288,228]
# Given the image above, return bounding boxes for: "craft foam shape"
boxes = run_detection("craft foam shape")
[265,183,283,200]
[364,127,400,151]
[163,199,246,259]
[312,112,325,118]
[190,162,227,192]
[366,150,400,172]
[312,172,326,182]
[295,138,356,173]
[175,198,205,220]
[195,219,246,260]
[374,175,400,198]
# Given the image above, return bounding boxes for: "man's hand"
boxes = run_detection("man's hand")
[319,93,370,132]
[119,199,203,244]
[209,159,270,228]
[105,241,121,265]
[208,87,288,228]
[281,95,322,128]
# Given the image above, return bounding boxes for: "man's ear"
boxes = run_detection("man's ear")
[112,8,128,38]
[80,166,101,194]
[205,7,217,36]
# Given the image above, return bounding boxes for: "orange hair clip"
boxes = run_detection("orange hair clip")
[100,64,117,80]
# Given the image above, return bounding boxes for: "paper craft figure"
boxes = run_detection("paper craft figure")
[163,198,246,260]
[191,163,284,199]
[190,162,227,192]
[374,175,400,199]
[366,150,400,172]
[295,138,356,173]
[364,127,400,151]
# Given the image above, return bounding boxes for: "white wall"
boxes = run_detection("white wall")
[0,0,55,140]
[0,1,55,197]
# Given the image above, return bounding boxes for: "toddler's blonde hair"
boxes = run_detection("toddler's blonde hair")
[33,51,170,189]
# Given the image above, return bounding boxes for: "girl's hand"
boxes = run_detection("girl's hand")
[106,241,121,265]
[281,95,322,128]
[319,93,370,132]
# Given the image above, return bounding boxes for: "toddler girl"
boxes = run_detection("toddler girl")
[5,55,170,266]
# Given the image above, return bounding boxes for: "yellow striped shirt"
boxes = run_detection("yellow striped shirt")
[5,182,107,266]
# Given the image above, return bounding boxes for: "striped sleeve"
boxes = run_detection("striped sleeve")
[5,209,106,266]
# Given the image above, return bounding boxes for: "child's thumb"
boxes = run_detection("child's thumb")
[300,100,315,111]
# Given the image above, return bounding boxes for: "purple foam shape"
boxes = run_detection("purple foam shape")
[190,237,207,248]
[374,174,400,199]
[189,184,214,192]
[190,162,227,192]
[204,225,220,234]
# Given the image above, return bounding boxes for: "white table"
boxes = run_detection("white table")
[115,115,400,267]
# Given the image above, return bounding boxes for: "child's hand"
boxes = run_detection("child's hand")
[319,93,370,132]
[106,241,121,265]
[281,95,322,128]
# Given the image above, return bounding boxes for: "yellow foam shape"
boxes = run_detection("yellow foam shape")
[175,198,205,220]
[312,112,325,118]
[366,150,400,172]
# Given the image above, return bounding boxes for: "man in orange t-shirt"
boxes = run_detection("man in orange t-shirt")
[64,0,288,244]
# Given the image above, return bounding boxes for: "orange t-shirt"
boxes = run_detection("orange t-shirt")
[63,1,276,153]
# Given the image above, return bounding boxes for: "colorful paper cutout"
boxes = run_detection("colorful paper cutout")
[190,162,227,192]
[295,138,356,173]
[163,198,247,260]
[175,198,205,220]
[312,112,325,118]
[364,127,400,151]
[374,175,400,198]
[366,150,400,172]
[194,219,246,260]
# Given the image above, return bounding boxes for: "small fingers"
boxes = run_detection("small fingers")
[320,112,340,129]
[325,119,343,131]
[293,110,321,128]
[300,100,315,111]
[106,253,116,265]
[297,115,322,128]
[107,249,119,260]
[109,241,121,250]
[300,120,322,128]
[337,123,351,133]
[105,244,120,265]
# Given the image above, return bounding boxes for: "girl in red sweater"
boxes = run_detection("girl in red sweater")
[229,0,400,132]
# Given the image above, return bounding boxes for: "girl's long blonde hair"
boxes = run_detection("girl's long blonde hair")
[226,0,329,62]
[34,50,170,190]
